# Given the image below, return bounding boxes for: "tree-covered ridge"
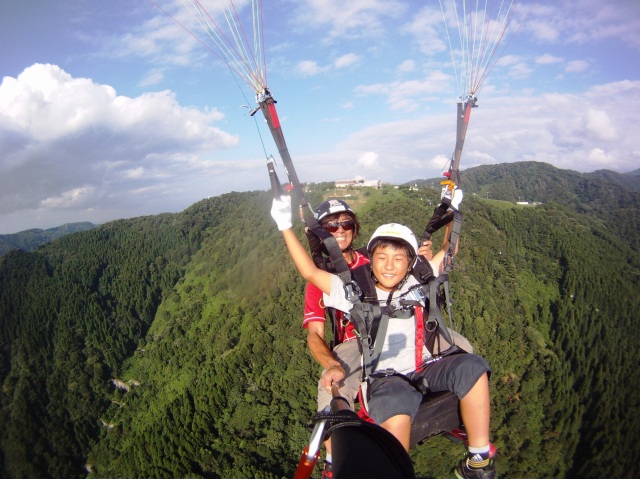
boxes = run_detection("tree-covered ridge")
[412,161,640,250]
[0,165,638,479]
[0,222,96,256]
[0,192,250,478]
[86,192,315,479]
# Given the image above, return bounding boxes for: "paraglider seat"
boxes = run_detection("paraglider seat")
[356,388,462,448]
[409,391,462,447]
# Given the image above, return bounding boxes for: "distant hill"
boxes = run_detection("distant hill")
[410,161,640,198]
[407,161,640,250]
[0,222,96,256]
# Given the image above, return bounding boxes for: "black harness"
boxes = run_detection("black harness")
[305,200,464,384]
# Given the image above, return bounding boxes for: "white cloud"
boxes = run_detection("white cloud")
[357,151,380,169]
[139,68,165,87]
[354,70,452,111]
[296,60,327,77]
[334,53,361,69]
[525,18,560,43]
[110,9,200,66]
[536,54,564,65]
[565,60,589,73]
[124,167,146,179]
[292,0,407,40]
[525,1,640,49]
[39,186,98,209]
[398,59,416,74]
[297,80,640,186]
[586,148,615,168]
[497,55,523,67]
[405,5,448,55]
[507,62,533,80]
[585,109,617,141]
[0,64,239,227]
[295,53,360,77]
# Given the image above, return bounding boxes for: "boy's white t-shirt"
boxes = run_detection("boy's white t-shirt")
[323,273,434,374]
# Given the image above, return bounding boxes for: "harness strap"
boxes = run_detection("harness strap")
[351,258,378,303]
[305,216,353,286]
[443,211,463,273]
[348,303,385,381]
[414,306,425,369]
[428,276,455,346]
[412,256,436,284]
[441,275,454,339]
[369,308,391,375]
[327,307,341,350]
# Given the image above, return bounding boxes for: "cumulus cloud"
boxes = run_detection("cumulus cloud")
[40,186,98,209]
[296,60,327,77]
[0,64,240,230]
[585,109,617,141]
[565,60,590,73]
[139,68,166,87]
[291,0,407,40]
[536,53,564,65]
[295,53,360,77]
[354,70,452,111]
[398,60,416,74]
[525,1,640,49]
[334,53,361,69]
[357,151,380,169]
[406,5,449,55]
[586,148,615,168]
[295,80,640,186]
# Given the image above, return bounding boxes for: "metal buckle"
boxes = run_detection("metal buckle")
[343,280,362,303]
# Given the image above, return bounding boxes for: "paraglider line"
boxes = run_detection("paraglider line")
[148,0,259,90]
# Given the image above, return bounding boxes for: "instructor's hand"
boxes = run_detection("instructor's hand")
[320,366,345,393]
[442,186,464,211]
[451,187,464,210]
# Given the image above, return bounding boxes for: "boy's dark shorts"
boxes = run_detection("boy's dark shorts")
[367,353,490,426]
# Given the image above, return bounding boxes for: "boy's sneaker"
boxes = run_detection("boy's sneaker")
[454,457,496,479]
[321,460,333,479]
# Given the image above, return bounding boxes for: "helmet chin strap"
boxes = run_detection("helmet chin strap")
[396,268,411,290]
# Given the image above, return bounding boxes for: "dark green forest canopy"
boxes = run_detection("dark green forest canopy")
[0,163,638,479]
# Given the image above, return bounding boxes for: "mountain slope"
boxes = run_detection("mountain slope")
[410,161,640,250]
[0,165,638,479]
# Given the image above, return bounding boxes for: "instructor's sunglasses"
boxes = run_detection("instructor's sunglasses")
[322,220,355,233]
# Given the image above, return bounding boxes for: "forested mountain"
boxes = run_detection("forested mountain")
[411,161,640,250]
[0,222,96,256]
[1,162,638,479]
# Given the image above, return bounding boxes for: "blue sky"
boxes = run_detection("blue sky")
[1,0,639,233]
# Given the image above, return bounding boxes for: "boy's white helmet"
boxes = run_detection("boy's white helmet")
[367,223,418,265]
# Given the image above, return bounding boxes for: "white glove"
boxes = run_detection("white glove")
[270,195,293,231]
[441,186,463,211]
[451,187,463,210]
